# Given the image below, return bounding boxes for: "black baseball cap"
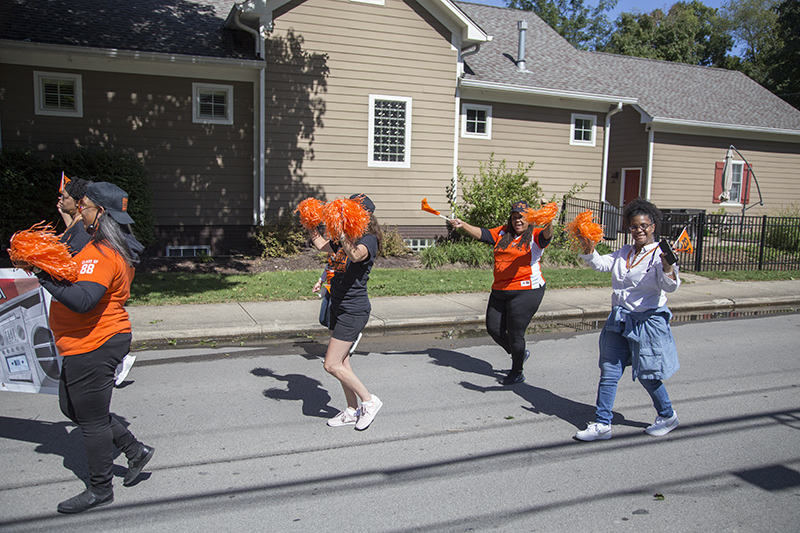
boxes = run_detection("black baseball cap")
[511,200,530,213]
[350,194,375,213]
[85,182,135,225]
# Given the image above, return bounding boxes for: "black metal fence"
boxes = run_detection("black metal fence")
[562,198,800,272]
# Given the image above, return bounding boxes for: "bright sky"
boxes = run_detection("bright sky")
[458,0,728,22]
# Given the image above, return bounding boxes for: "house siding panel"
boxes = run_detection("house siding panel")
[606,106,649,206]
[266,0,459,225]
[0,64,255,233]
[650,132,800,214]
[458,100,605,202]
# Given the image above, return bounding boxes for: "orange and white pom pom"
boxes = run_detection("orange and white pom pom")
[566,210,604,243]
[8,222,79,282]
[322,197,371,241]
[295,197,326,231]
[523,202,558,226]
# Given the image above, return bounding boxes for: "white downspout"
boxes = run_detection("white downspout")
[600,102,623,204]
[452,43,481,210]
[232,8,267,224]
[645,126,655,200]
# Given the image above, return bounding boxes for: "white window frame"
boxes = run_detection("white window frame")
[368,94,412,169]
[34,71,83,117]
[570,113,597,147]
[461,103,492,139]
[192,83,234,125]
[721,161,745,205]
[351,0,384,4]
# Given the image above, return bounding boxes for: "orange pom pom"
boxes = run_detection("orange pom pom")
[322,198,371,241]
[566,210,604,243]
[524,202,559,226]
[8,222,79,282]
[295,197,325,231]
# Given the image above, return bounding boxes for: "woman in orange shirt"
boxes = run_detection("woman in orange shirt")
[20,182,152,514]
[451,201,553,385]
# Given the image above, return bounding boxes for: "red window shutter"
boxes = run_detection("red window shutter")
[713,161,724,203]
[742,164,753,204]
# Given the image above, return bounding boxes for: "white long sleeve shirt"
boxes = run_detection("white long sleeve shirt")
[580,242,680,312]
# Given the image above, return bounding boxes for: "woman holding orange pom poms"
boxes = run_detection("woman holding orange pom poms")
[450,200,553,385]
[306,194,385,431]
[13,182,153,513]
[574,198,681,442]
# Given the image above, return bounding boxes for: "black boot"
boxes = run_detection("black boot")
[123,444,155,486]
[57,488,113,514]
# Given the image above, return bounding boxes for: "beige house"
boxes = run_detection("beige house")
[1,0,798,255]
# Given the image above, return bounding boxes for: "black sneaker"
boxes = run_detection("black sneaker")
[123,444,155,486]
[57,488,113,514]
[501,370,525,385]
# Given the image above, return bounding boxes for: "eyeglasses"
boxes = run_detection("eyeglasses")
[629,223,653,232]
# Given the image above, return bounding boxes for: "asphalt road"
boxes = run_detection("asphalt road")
[1,313,799,532]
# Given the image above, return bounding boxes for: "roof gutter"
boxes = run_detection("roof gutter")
[460,79,637,105]
[600,102,624,204]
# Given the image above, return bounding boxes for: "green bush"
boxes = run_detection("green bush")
[0,149,55,248]
[451,154,544,228]
[0,147,155,249]
[420,238,493,268]
[765,204,800,253]
[380,224,410,257]
[252,212,307,258]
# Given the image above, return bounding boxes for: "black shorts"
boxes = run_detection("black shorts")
[329,307,370,342]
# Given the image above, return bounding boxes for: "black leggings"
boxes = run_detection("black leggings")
[59,333,141,492]
[485,286,546,372]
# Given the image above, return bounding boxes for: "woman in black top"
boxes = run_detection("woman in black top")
[307,195,384,431]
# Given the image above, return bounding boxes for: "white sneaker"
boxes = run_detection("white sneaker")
[645,411,678,436]
[327,408,359,427]
[114,354,136,386]
[355,395,382,431]
[575,423,612,441]
[349,332,363,355]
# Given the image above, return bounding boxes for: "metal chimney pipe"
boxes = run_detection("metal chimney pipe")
[517,20,527,71]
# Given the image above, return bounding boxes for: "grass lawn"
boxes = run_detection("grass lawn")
[129,267,613,306]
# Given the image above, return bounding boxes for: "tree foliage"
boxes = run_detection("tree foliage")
[603,1,732,66]
[506,0,618,50]
[765,0,800,109]
[719,0,779,84]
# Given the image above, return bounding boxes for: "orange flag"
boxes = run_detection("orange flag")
[674,228,694,254]
[421,198,449,219]
[60,171,71,192]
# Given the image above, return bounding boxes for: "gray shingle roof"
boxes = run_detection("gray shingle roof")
[0,0,254,59]
[456,2,800,133]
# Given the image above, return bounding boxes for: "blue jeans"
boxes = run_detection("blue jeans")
[595,326,674,425]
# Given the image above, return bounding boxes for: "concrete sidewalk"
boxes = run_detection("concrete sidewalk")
[127,273,800,343]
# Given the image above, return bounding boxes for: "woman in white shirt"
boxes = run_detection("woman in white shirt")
[574,198,680,441]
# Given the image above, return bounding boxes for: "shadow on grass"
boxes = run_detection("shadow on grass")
[130,272,242,304]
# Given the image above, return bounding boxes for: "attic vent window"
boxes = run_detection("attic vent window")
[570,113,597,147]
[368,95,412,168]
[34,71,83,117]
[192,83,233,125]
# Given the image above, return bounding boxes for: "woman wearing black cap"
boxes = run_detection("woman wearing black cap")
[450,201,553,385]
[20,182,152,513]
[307,194,384,431]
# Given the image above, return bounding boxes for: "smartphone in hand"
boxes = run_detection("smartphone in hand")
[659,238,678,265]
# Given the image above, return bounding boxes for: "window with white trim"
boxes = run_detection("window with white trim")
[727,161,745,203]
[192,83,233,125]
[34,71,83,117]
[570,113,596,147]
[369,95,411,168]
[461,103,492,139]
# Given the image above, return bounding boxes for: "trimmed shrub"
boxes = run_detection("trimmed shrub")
[252,212,307,258]
[765,205,800,253]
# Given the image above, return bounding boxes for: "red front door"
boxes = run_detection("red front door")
[622,169,641,205]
